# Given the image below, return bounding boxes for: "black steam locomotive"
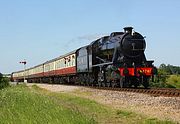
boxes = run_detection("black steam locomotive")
[12,27,156,88]
[76,27,156,88]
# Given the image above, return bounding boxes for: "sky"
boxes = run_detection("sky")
[0,0,180,74]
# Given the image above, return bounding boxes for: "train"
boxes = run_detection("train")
[12,27,157,88]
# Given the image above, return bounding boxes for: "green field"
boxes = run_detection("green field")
[0,85,175,124]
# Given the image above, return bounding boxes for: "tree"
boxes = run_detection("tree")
[159,64,170,75]
[0,72,10,90]
[0,73,3,78]
[158,64,180,74]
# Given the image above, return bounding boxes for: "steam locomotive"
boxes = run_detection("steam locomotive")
[12,27,157,88]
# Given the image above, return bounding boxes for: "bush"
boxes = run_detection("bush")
[150,68,176,88]
[150,74,180,88]
[150,73,169,88]
[166,75,180,88]
[0,75,10,90]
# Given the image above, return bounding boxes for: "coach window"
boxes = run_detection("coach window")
[67,60,69,67]
[71,57,73,66]
[50,63,53,71]
[52,63,54,70]
[49,64,51,71]
[64,59,66,68]
[68,56,71,67]
[60,59,63,68]
[40,66,42,72]
[58,60,60,69]
[59,60,61,68]
[68,57,70,67]
[66,58,68,67]
[59,61,61,69]
[56,61,58,69]
[61,59,64,68]
[66,59,68,67]
[64,58,67,67]
[67,58,69,67]
[72,55,75,66]
[45,65,50,72]
[59,60,61,69]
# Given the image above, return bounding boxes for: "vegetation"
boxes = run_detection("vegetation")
[0,85,94,124]
[0,73,10,90]
[166,75,180,88]
[0,85,175,124]
[159,64,180,74]
[150,64,180,88]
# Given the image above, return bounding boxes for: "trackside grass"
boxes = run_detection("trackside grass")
[0,85,176,124]
[0,85,95,124]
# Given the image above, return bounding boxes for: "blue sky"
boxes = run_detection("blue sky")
[0,0,180,74]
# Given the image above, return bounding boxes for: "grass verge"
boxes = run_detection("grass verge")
[31,85,175,124]
[0,84,176,124]
[0,85,94,124]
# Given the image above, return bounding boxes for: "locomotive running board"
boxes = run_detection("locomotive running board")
[92,62,113,67]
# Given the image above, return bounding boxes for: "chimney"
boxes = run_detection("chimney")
[124,27,133,34]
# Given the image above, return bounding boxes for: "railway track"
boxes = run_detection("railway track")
[91,87,180,97]
[26,82,180,97]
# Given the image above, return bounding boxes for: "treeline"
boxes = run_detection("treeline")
[158,64,180,75]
